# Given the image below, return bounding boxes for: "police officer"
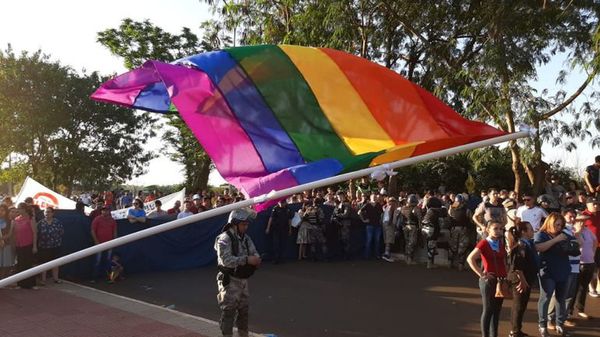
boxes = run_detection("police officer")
[332,190,353,259]
[398,194,422,265]
[422,197,447,269]
[215,208,261,337]
[447,194,473,271]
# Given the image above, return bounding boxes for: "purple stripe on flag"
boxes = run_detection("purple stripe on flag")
[91,67,160,107]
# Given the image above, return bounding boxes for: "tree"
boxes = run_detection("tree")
[0,46,156,193]
[97,19,228,193]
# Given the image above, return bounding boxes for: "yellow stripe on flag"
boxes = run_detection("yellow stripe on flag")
[279,45,395,155]
[369,142,423,166]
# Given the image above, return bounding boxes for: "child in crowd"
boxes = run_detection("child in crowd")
[108,254,124,284]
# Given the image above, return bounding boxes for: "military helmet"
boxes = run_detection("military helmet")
[406,194,419,206]
[537,194,552,205]
[228,207,257,225]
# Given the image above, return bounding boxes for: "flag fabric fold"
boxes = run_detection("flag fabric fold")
[91,44,506,210]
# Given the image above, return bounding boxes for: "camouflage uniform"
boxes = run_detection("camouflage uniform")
[332,201,353,258]
[447,205,472,269]
[215,227,260,337]
[399,205,421,261]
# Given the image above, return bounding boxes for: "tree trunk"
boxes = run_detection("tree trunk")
[388,174,398,197]
[509,141,522,193]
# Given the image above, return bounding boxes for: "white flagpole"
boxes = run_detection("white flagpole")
[0,130,531,288]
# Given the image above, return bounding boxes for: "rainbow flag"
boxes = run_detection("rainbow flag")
[92,45,505,206]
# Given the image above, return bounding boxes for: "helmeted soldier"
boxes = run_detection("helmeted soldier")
[215,208,261,337]
[332,190,353,259]
[447,194,473,270]
[398,194,422,264]
[422,196,447,269]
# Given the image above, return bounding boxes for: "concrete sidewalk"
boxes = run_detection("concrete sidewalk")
[0,281,256,337]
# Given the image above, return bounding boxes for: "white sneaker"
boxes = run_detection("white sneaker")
[589,290,599,298]
[382,255,394,262]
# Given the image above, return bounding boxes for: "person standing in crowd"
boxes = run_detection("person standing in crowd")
[127,199,146,224]
[168,200,182,215]
[333,191,353,259]
[2,196,14,208]
[103,191,114,210]
[24,197,43,223]
[0,204,14,279]
[583,155,600,196]
[119,191,133,209]
[573,213,598,319]
[201,196,213,212]
[473,189,507,239]
[177,200,195,219]
[548,210,581,329]
[296,202,311,261]
[448,194,473,271]
[88,200,104,221]
[13,203,38,289]
[538,194,559,214]
[581,197,600,298]
[37,207,64,285]
[422,196,447,269]
[382,197,399,262]
[147,200,168,219]
[466,220,507,337]
[191,194,202,213]
[90,207,117,282]
[535,213,572,337]
[516,193,548,232]
[507,221,537,337]
[302,199,328,261]
[359,193,383,260]
[265,199,293,264]
[504,199,519,231]
[545,174,567,210]
[215,208,261,337]
[399,194,421,265]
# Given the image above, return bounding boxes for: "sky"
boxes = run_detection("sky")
[1,0,598,188]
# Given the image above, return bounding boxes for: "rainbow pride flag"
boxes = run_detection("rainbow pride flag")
[92,45,505,205]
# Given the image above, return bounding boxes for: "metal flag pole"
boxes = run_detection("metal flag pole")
[0,129,532,288]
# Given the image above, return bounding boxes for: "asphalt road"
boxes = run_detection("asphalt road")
[86,260,600,337]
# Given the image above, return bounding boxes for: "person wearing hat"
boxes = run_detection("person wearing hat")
[332,190,353,259]
[582,197,600,298]
[90,206,117,282]
[215,208,261,337]
[398,194,422,265]
[572,213,597,318]
[448,194,474,270]
[563,192,584,213]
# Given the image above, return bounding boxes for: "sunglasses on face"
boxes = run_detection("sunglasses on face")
[523,198,532,201]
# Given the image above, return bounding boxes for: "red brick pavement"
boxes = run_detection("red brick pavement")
[0,287,208,337]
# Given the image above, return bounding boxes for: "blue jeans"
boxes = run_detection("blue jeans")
[364,225,382,259]
[479,277,503,337]
[92,250,112,281]
[538,276,568,327]
[549,272,578,320]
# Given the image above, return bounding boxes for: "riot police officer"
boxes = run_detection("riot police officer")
[215,208,261,337]
[422,197,447,269]
[398,194,422,264]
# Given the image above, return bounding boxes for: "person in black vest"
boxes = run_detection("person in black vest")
[422,197,447,269]
[583,155,600,196]
[214,208,261,337]
[448,194,473,271]
[265,199,293,264]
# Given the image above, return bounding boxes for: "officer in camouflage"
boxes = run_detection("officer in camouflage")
[447,194,473,271]
[398,194,422,265]
[215,208,261,337]
[332,190,353,259]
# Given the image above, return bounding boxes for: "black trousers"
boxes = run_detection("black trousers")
[575,263,596,312]
[511,283,532,333]
[15,245,36,288]
[271,230,287,263]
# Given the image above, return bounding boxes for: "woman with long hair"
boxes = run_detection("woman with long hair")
[0,204,15,279]
[507,221,538,337]
[535,213,571,337]
[467,220,507,337]
[13,202,38,289]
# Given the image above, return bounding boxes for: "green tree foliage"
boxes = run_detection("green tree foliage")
[204,0,600,194]
[97,19,229,193]
[0,47,156,194]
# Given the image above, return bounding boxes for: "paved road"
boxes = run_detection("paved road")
[86,260,600,337]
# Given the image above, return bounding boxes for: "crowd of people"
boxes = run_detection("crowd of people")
[0,156,599,337]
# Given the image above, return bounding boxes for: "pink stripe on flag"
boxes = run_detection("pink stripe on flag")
[148,61,299,198]
[91,67,160,107]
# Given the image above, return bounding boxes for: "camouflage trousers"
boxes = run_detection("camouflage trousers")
[448,227,470,266]
[338,220,352,256]
[217,273,250,337]
[403,225,419,258]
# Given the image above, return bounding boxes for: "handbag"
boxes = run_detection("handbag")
[491,242,512,299]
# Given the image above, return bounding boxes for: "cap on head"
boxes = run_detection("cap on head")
[586,197,599,204]
[228,207,257,225]
[454,194,465,203]
[502,198,515,209]
[192,194,201,200]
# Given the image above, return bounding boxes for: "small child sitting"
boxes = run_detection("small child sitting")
[108,254,124,284]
